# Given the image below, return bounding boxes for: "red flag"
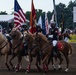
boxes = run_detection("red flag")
[29,0,36,34]
[14,0,26,30]
[45,13,49,34]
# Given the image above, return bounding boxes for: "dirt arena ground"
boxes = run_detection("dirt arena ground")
[0,43,76,75]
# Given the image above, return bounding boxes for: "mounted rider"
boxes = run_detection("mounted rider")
[63,30,71,42]
[47,21,61,56]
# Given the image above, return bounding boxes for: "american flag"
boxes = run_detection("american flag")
[45,13,49,34]
[14,0,26,29]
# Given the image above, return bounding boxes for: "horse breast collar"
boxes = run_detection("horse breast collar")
[57,41,64,51]
[12,39,23,50]
[0,40,8,50]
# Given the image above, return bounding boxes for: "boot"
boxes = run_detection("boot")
[23,43,28,55]
[53,45,61,57]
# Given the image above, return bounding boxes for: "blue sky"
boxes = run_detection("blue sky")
[0,0,75,14]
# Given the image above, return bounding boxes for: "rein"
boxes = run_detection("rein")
[0,41,8,50]
[30,44,39,52]
[35,34,52,52]
[41,43,52,52]
[12,37,23,50]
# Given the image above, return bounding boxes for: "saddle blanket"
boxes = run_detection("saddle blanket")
[57,41,64,51]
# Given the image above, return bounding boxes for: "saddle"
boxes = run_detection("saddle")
[57,41,64,51]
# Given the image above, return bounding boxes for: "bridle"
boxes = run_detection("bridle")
[34,33,52,52]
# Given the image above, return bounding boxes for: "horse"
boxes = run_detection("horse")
[59,31,71,42]
[33,32,73,72]
[9,28,28,71]
[33,32,54,73]
[23,31,42,72]
[0,32,11,70]
[48,41,73,72]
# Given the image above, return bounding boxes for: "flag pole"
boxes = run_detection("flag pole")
[53,0,58,27]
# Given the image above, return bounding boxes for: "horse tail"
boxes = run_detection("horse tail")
[68,43,73,56]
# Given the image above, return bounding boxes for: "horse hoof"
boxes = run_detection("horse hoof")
[15,68,19,72]
[19,67,22,70]
[15,70,18,72]
[8,68,11,71]
[15,66,17,69]
[58,68,62,70]
[12,67,15,70]
[43,71,48,74]
[65,68,68,72]
[53,68,56,71]
[26,70,30,73]
[37,67,42,71]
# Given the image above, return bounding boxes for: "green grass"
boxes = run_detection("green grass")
[68,34,76,42]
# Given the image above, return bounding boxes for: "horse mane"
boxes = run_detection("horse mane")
[16,30,22,39]
[0,33,7,42]
[38,33,49,43]
[24,31,33,39]
[12,29,22,39]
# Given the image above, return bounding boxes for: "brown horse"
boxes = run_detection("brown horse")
[9,28,28,71]
[0,32,11,70]
[23,31,42,72]
[48,40,73,72]
[33,32,54,72]
[33,32,73,72]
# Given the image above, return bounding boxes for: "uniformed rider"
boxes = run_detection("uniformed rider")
[47,22,61,56]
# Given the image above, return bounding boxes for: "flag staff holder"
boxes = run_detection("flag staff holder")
[53,0,58,27]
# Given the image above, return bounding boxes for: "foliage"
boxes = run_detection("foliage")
[0,11,8,15]
[69,34,76,42]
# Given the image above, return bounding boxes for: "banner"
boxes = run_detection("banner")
[73,7,76,23]
[37,15,42,28]
[29,0,36,34]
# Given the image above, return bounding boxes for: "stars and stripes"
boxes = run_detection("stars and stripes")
[14,0,26,29]
[45,13,49,34]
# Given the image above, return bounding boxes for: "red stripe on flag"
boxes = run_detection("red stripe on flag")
[14,0,26,30]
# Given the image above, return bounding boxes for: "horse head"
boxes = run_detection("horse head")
[9,28,22,40]
[33,32,49,46]
[23,31,34,49]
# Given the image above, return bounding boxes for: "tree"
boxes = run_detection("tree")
[0,11,8,15]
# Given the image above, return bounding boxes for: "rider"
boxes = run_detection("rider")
[63,30,71,42]
[36,25,42,33]
[47,21,61,56]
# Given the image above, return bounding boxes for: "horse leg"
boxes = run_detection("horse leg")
[47,56,56,71]
[52,57,57,71]
[42,55,49,73]
[18,57,22,70]
[9,54,16,70]
[64,54,69,72]
[57,55,63,70]
[26,52,32,73]
[35,54,41,71]
[15,55,22,72]
[5,54,10,70]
